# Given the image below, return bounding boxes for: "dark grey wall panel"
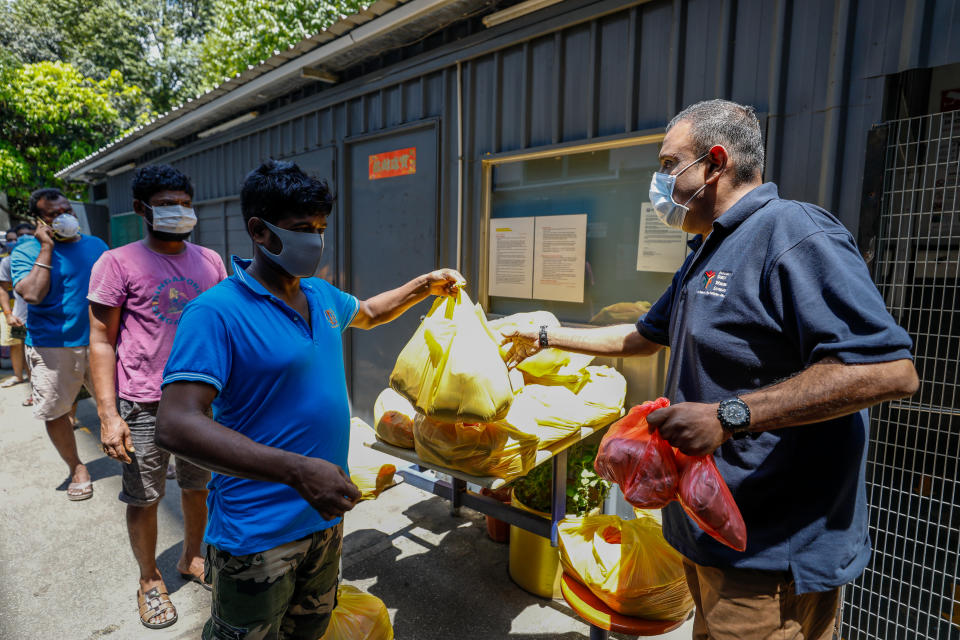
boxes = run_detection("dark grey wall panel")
[98,0,960,299]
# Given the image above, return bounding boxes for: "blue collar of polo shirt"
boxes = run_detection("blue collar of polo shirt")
[230,255,318,298]
[711,182,780,235]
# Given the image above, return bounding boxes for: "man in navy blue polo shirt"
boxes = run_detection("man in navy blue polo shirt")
[156,160,463,640]
[503,100,918,639]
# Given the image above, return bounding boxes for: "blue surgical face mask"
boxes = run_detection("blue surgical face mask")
[258,219,325,278]
[648,152,710,230]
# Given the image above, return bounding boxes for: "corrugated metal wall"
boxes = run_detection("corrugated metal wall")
[105,0,960,289]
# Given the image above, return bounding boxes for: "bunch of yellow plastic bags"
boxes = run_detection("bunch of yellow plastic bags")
[321,585,393,640]
[381,303,626,480]
[391,288,514,424]
[412,413,538,479]
[557,511,694,621]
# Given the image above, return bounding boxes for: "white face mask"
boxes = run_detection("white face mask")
[146,204,197,234]
[648,152,709,230]
[50,213,80,241]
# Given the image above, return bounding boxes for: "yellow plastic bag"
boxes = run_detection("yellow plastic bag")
[390,289,514,423]
[350,463,398,500]
[558,514,694,621]
[412,413,538,480]
[576,366,627,427]
[506,366,626,448]
[506,385,585,447]
[373,388,416,449]
[321,585,393,640]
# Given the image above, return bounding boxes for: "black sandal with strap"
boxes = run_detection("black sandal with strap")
[138,587,178,629]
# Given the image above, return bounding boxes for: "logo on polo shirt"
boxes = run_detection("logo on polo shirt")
[325,309,339,328]
[698,269,731,298]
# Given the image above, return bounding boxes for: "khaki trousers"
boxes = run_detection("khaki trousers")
[683,558,840,640]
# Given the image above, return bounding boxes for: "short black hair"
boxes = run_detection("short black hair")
[667,99,764,185]
[241,159,334,225]
[131,164,194,204]
[29,188,66,215]
[13,222,36,234]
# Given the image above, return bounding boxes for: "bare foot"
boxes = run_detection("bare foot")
[176,555,205,581]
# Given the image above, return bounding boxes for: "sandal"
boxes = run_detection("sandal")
[179,570,213,592]
[21,396,33,407]
[67,481,93,501]
[137,587,178,629]
[0,376,25,388]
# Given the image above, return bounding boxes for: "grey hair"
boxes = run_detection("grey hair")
[667,99,764,185]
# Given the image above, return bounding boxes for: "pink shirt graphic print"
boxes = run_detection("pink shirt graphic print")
[88,240,227,402]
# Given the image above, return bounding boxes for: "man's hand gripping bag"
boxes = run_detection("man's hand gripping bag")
[593,398,678,508]
[390,288,513,424]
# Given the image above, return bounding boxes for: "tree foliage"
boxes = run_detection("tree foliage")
[199,0,365,89]
[0,61,153,211]
[0,0,365,215]
[0,0,213,113]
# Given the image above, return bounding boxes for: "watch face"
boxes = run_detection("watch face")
[720,399,750,431]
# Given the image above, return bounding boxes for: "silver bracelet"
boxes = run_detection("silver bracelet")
[34,261,52,270]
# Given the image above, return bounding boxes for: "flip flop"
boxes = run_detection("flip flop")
[67,480,93,501]
[0,376,26,388]
[22,396,33,407]
[138,587,178,629]
[179,571,213,592]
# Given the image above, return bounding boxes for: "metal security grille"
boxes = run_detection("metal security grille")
[838,112,960,640]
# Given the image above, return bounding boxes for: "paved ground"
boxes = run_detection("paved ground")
[0,361,693,639]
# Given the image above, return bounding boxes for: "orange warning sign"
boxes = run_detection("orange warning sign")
[369,147,417,180]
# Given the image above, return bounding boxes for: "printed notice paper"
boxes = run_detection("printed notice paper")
[533,214,587,303]
[636,202,689,272]
[488,217,534,299]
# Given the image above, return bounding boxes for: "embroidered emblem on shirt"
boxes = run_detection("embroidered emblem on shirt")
[325,308,339,328]
[702,270,716,290]
[697,270,731,299]
[152,277,201,325]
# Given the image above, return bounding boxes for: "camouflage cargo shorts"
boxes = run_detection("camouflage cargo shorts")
[202,523,342,640]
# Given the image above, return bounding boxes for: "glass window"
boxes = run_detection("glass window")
[487,140,686,326]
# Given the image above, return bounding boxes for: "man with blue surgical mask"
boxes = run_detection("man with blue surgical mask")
[501,99,919,640]
[10,188,108,502]
[87,164,228,630]
[156,159,464,639]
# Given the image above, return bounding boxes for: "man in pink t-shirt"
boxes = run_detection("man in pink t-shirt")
[88,164,227,631]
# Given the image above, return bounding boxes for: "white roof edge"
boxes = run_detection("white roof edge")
[56,0,461,180]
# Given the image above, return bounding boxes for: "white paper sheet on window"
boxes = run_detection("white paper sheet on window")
[636,202,689,272]
[488,217,534,299]
[533,214,587,303]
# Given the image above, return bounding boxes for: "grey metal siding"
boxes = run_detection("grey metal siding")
[100,0,960,293]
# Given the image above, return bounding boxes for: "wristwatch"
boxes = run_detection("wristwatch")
[538,325,549,348]
[717,398,751,439]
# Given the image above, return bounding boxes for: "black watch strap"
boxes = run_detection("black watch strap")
[538,325,549,348]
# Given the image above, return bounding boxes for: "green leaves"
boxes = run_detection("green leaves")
[512,441,611,516]
[198,0,366,90]
[0,61,154,213]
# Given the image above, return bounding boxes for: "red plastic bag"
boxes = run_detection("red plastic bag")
[594,398,678,508]
[595,397,747,552]
[674,451,747,552]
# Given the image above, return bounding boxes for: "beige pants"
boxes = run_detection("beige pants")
[26,346,94,421]
[683,558,840,640]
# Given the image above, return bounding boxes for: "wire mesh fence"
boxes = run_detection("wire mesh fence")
[838,111,960,640]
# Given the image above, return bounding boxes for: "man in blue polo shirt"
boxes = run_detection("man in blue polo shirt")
[503,100,918,639]
[11,188,108,501]
[156,159,463,640]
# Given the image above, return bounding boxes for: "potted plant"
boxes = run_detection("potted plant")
[507,438,610,598]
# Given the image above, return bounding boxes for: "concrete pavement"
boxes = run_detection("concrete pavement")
[0,362,693,639]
